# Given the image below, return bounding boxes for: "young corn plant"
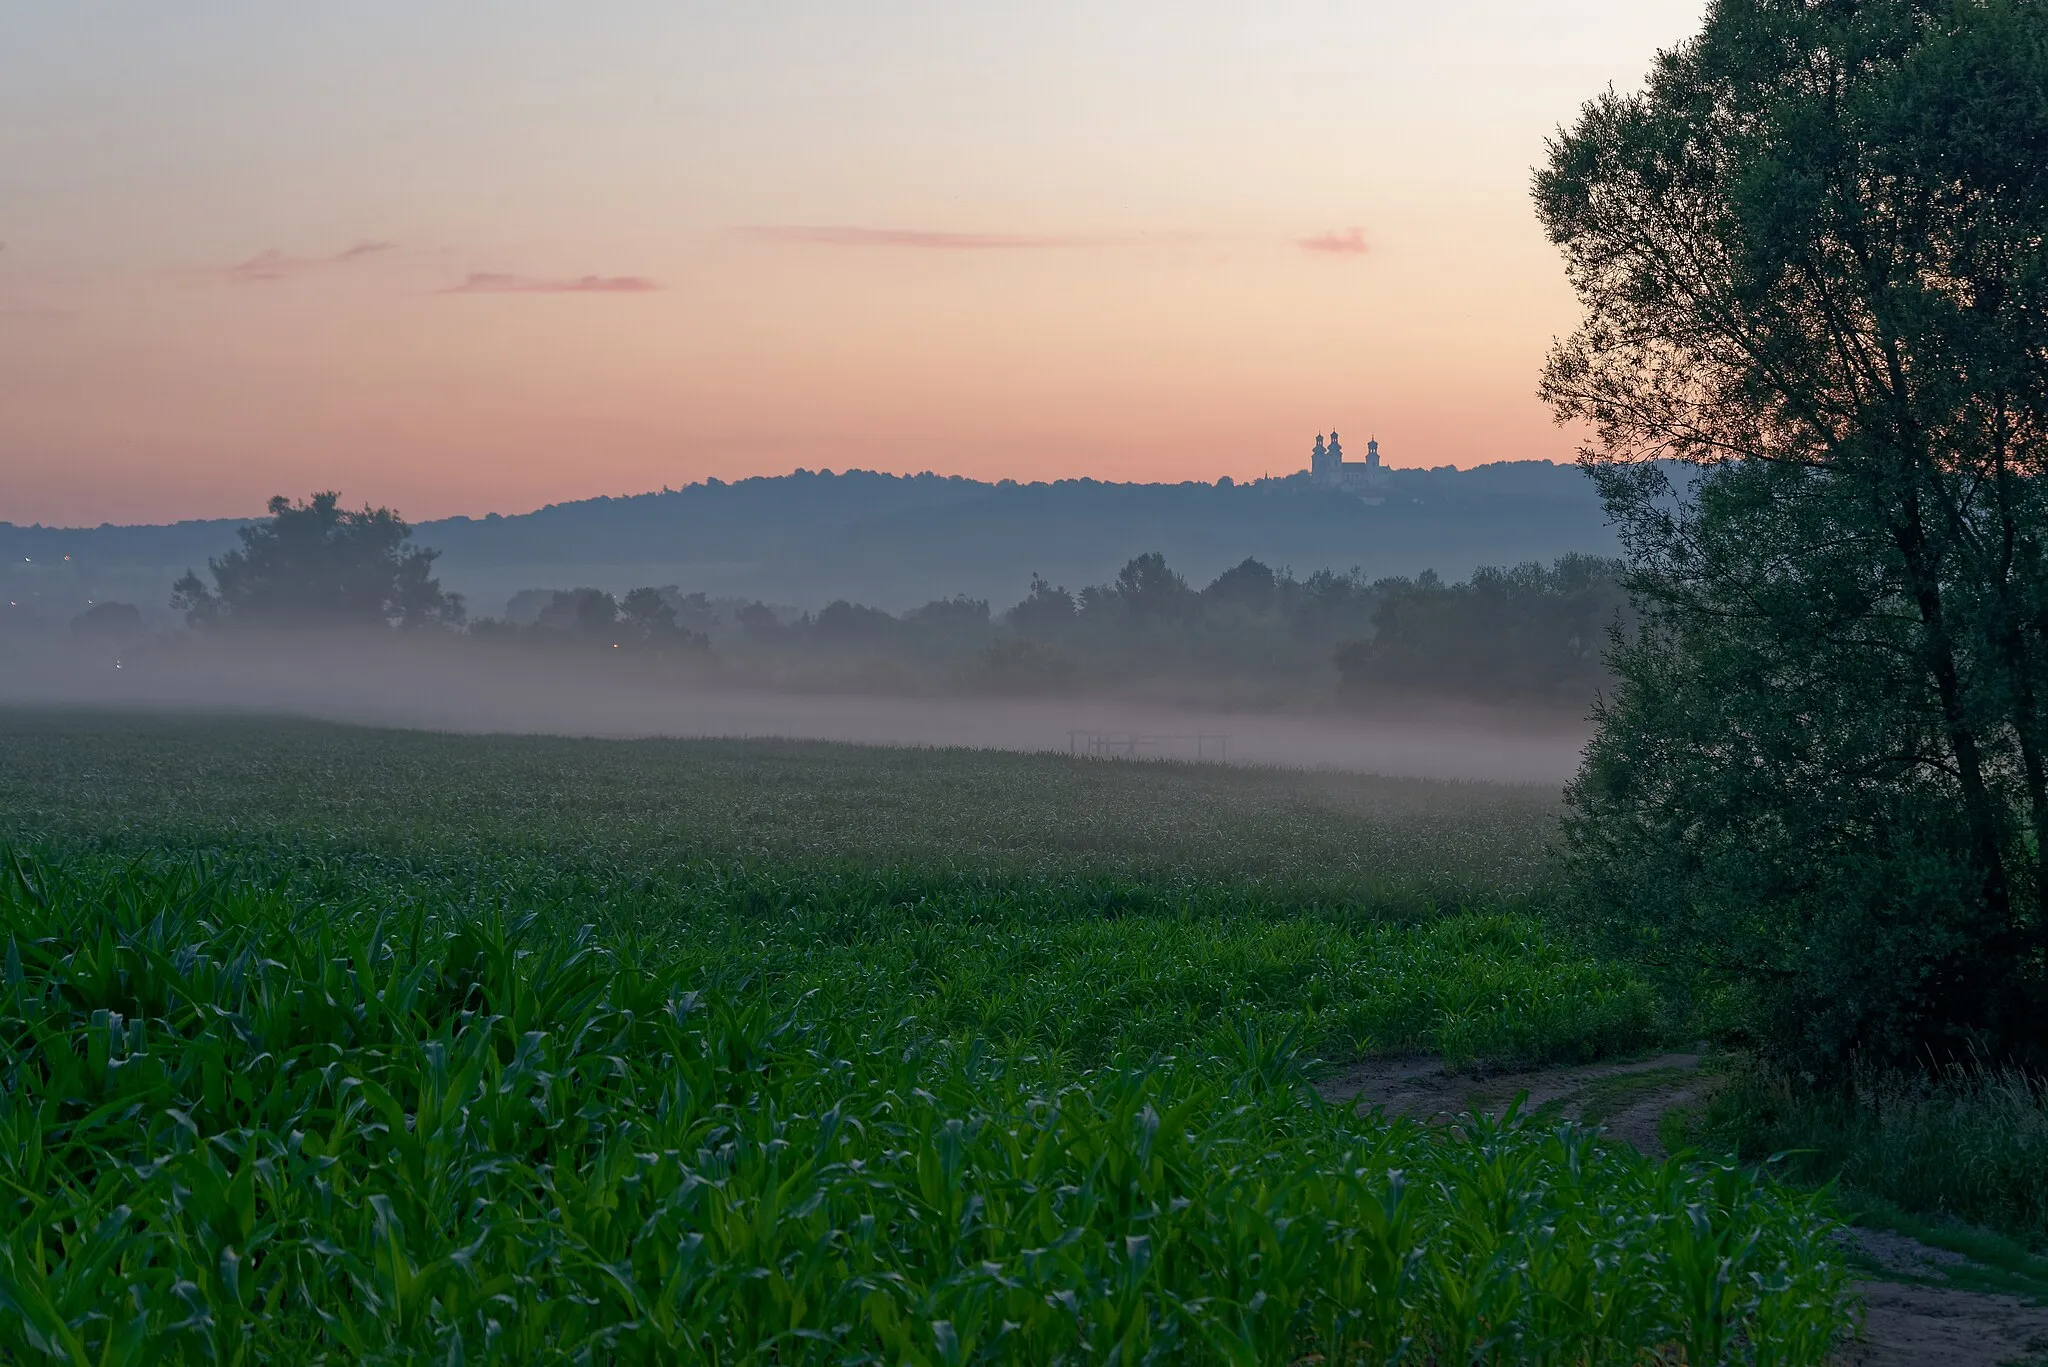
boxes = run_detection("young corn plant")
[0,849,1853,1362]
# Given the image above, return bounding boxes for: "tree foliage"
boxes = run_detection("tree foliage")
[1540,0,2048,1069]
[172,492,463,630]
[1336,556,1625,706]
[488,585,708,655]
[1008,575,1079,639]
[69,601,145,643]
[1113,551,1192,618]
[466,552,1618,705]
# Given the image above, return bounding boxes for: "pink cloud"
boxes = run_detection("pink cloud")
[1298,228,1369,256]
[436,272,662,294]
[225,241,396,282]
[741,225,1118,250]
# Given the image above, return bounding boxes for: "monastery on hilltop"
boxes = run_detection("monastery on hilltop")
[1308,430,1389,497]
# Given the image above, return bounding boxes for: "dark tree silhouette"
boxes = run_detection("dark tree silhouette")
[1334,557,1623,704]
[1111,552,1190,618]
[573,590,619,637]
[902,596,990,633]
[618,587,708,652]
[70,601,146,643]
[1541,0,2048,1069]
[813,599,897,646]
[1202,558,1278,611]
[1006,575,1076,638]
[531,588,618,636]
[172,492,463,630]
[619,587,677,640]
[735,602,783,638]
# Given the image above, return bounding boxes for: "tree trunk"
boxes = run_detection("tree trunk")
[1891,480,2013,922]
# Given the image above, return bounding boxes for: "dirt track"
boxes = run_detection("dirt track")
[1319,1055,2048,1367]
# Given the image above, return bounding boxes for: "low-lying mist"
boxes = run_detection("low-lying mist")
[1,632,1590,785]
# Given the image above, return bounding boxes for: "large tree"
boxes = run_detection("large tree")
[173,492,464,630]
[1539,0,2048,1068]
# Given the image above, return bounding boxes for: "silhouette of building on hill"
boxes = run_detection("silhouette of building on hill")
[1308,431,1389,499]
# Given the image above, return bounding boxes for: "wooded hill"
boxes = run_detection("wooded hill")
[1,462,1614,627]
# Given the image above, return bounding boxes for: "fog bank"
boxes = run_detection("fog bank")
[2,636,1590,785]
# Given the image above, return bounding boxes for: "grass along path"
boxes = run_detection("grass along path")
[1329,1053,2048,1366]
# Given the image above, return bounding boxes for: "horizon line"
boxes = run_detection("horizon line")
[3,458,1576,532]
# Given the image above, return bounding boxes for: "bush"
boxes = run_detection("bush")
[1702,1059,2048,1247]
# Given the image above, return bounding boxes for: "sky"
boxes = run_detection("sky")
[0,1,1706,526]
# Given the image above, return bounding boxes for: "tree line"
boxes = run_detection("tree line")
[149,493,1624,707]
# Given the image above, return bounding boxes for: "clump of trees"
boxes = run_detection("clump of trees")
[1541,0,2048,1071]
[1336,556,1624,706]
[684,551,1621,706]
[990,556,1378,700]
[173,492,464,629]
[477,587,711,656]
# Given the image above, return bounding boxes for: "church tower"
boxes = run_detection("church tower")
[1306,427,1387,492]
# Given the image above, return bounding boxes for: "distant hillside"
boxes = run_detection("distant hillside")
[0,464,1616,627]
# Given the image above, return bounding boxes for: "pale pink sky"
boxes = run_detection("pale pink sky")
[0,2,1705,525]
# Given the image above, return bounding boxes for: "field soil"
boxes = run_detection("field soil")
[1322,1057,2048,1366]
[1319,1052,1707,1158]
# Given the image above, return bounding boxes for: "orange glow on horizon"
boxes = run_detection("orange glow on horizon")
[0,1,1701,526]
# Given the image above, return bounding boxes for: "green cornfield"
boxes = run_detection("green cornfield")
[0,710,1853,1362]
